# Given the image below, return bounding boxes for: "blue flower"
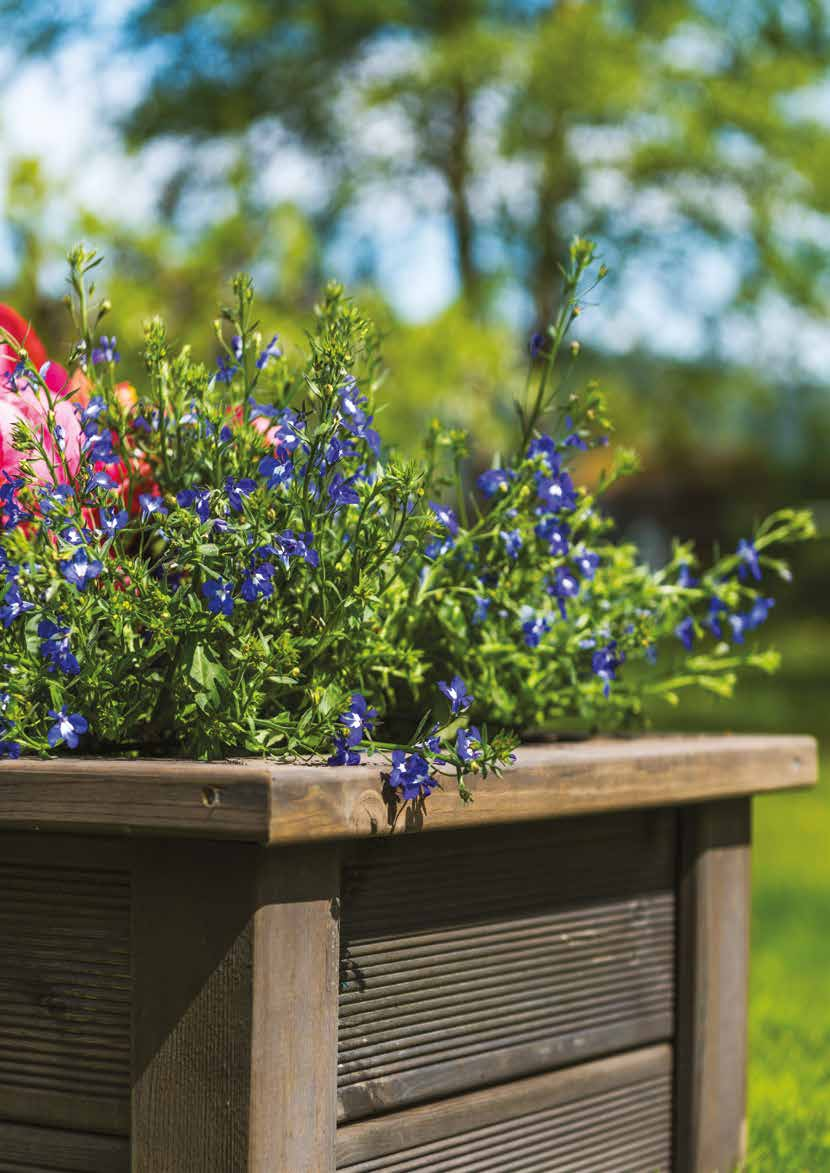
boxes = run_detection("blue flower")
[529,331,546,358]
[60,524,89,546]
[521,607,552,648]
[328,473,361,509]
[535,516,570,556]
[256,334,282,369]
[438,675,473,714]
[501,528,523,559]
[429,502,459,536]
[81,429,116,463]
[47,707,88,749]
[327,736,361,766]
[231,335,244,360]
[456,725,482,763]
[419,722,446,763]
[86,471,118,494]
[91,335,120,364]
[678,564,699,589]
[728,613,748,644]
[472,595,490,624]
[0,584,33,627]
[266,530,320,571]
[1,475,30,531]
[225,476,257,512]
[139,493,168,520]
[202,578,235,616]
[425,536,454,559]
[737,539,761,582]
[215,354,238,384]
[39,484,74,514]
[675,617,695,651]
[388,751,436,802]
[574,549,600,579]
[38,619,80,676]
[527,434,559,469]
[176,488,211,523]
[592,641,625,698]
[240,562,275,602]
[547,566,580,619]
[258,454,294,490]
[477,468,513,497]
[339,693,378,746]
[536,470,576,513]
[99,506,127,537]
[60,548,103,592]
[0,734,20,759]
[80,396,107,426]
[563,417,589,450]
[705,596,727,638]
[746,596,775,630]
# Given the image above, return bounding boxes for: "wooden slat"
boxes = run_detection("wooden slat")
[0,835,130,1136]
[338,811,676,1122]
[675,798,751,1173]
[0,1120,129,1173]
[336,1045,672,1170]
[0,735,816,843]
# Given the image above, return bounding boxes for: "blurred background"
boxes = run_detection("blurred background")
[1,1,828,1163]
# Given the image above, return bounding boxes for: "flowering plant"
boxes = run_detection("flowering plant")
[0,240,814,807]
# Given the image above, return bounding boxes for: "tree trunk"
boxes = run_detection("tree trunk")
[446,78,481,310]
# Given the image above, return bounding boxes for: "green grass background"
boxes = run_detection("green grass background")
[650,620,830,1169]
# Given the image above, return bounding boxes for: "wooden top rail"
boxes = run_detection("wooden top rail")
[0,734,817,844]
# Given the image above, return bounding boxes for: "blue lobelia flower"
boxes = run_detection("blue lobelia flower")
[574,549,600,579]
[202,578,235,616]
[501,528,523,560]
[592,641,625,698]
[60,524,89,546]
[329,473,361,509]
[677,564,699,589]
[258,454,294,490]
[60,548,103,592]
[563,417,589,450]
[536,470,577,514]
[230,335,244,361]
[47,706,88,749]
[139,493,168,520]
[339,694,378,747]
[675,617,695,651]
[256,334,282,369]
[0,584,33,627]
[527,433,559,470]
[746,596,775,630]
[388,751,437,802]
[438,675,473,714]
[0,731,20,759]
[81,429,116,463]
[705,596,727,638]
[728,613,748,644]
[86,470,118,494]
[327,736,361,767]
[477,468,513,497]
[736,539,761,582]
[547,566,580,619]
[472,595,490,624]
[266,530,320,571]
[79,395,107,427]
[176,488,211,523]
[425,536,454,559]
[535,516,570,557]
[91,336,120,364]
[240,562,275,602]
[429,502,459,537]
[529,331,546,358]
[521,607,553,648]
[39,483,74,514]
[225,476,257,513]
[38,619,80,676]
[419,722,446,764]
[214,354,238,384]
[456,725,482,763]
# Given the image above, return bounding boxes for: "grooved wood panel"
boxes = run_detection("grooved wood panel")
[337,1070,673,1171]
[338,811,676,1121]
[0,850,130,1135]
[0,1120,129,1172]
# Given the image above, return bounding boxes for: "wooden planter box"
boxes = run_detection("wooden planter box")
[0,734,816,1171]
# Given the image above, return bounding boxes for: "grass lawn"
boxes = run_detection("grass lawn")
[647,619,830,1169]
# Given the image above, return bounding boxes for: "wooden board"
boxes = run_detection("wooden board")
[336,1045,673,1170]
[0,735,816,844]
[338,811,676,1122]
[0,1120,129,1172]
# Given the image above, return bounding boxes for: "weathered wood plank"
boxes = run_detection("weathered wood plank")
[0,735,816,843]
[675,798,751,1173]
[0,1119,129,1172]
[336,1044,672,1168]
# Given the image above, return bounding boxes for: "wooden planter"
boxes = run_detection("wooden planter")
[0,734,817,1171]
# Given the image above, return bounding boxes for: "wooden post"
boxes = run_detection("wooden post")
[131,840,340,1173]
[675,798,751,1173]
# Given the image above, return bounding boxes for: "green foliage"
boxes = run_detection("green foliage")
[0,241,813,782]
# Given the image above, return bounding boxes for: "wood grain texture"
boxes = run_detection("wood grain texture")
[337,1045,673,1171]
[675,798,751,1173]
[0,735,816,843]
[338,811,676,1122]
[248,845,341,1172]
[0,833,130,1136]
[0,1120,129,1172]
